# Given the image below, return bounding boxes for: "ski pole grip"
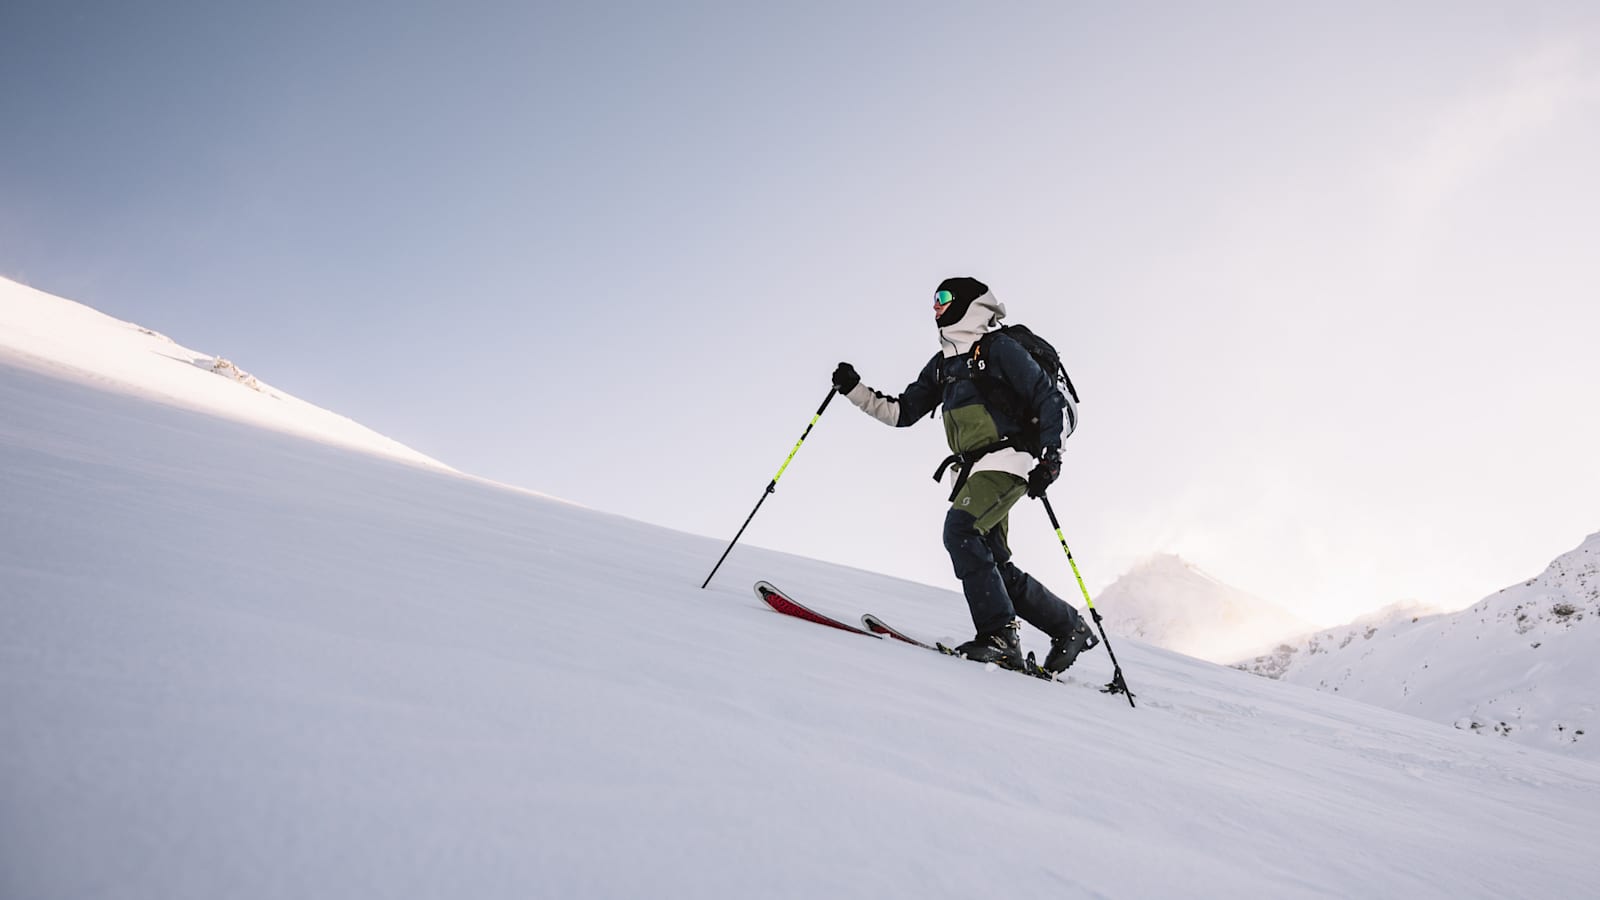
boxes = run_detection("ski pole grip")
[1040,494,1063,530]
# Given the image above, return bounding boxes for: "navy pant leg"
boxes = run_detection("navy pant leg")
[942,508,1016,634]
[986,526,1084,640]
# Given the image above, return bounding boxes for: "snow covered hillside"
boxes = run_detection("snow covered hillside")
[4,281,1600,899]
[1096,553,1316,663]
[1236,534,1600,761]
[0,276,447,469]
[1234,599,1446,680]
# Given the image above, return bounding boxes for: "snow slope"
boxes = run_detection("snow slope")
[0,276,448,469]
[4,282,1600,899]
[1096,553,1316,663]
[1236,534,1600,761]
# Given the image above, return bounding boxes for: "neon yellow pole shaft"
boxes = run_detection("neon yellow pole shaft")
[702,388,838,589]
[1059,528,1098,610]
[771,407,825,484]
[1039,493,1136,707]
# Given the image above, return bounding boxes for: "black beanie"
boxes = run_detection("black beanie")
[935,276,989,328]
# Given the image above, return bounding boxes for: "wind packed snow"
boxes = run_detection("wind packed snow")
[3,277,1599,899]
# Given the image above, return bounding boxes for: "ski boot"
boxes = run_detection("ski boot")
[1043,617,1099,674]
[953,620,1025,670]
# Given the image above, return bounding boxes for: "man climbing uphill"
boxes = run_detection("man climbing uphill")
[831,276,1098,673]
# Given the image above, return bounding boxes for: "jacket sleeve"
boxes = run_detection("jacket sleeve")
[845,354,942,427]
[990,335,1066,450]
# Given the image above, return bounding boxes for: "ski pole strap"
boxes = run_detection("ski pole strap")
[932,438,1015,502]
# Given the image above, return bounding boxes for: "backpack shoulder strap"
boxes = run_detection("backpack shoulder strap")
[967,326,1010,366]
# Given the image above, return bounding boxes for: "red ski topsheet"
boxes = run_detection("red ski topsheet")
[754,581,878,637]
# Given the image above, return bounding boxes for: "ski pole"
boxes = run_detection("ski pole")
[701,388,838,589]
[1039,494,1136,707]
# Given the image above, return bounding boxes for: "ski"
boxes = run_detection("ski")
[868,611,1134,698]
[755,581,879,638]
[761,583,1135,702]
[860,613,936,649]
[936,642,1056,681]
[865,612,1054,680]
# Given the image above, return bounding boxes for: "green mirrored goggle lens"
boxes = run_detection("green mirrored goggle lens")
[935,290,955,306]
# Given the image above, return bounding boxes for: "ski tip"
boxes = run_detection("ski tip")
[859,613,895,637]
[753,580,784,601]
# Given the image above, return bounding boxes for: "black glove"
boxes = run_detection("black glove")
[831,362,861,393]
[1027,447,1061,499]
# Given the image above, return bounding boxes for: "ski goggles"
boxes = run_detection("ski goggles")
[934,290,955,306]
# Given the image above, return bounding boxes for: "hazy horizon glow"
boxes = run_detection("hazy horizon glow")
[4,2,1598,627]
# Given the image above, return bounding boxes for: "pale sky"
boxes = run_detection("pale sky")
[4,1,1598,626]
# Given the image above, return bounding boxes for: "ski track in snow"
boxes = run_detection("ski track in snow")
[3,280,1600,899]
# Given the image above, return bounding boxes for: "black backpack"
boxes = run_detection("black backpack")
[968,324,1080,452]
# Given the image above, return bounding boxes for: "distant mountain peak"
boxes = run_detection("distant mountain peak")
[1098,553,1314,664]
[1128,552,1206,575]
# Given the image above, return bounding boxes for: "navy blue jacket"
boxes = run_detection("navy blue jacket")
[881,332,1067,455]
